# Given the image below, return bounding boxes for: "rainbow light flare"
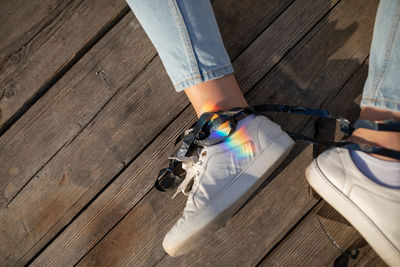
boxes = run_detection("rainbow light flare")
[220,126,255,159]
[207,113,255,159]
[200,102,220,116]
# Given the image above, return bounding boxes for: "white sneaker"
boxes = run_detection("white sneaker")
[162,114,295,256]
[306,147,400,266]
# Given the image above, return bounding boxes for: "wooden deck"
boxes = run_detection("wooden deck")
[0,0,388,266]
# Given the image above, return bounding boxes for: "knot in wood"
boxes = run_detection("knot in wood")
[5,87,15,98]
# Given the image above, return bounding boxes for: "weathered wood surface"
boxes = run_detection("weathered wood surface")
[0,0,296,265]
[213,0,293,59]
[0,0,72,63]
[0,0,130,206]
[0,12,157,266]
[0,0,384,265]
[0,13,155,208]
[30,0,341,265]
[0,0,128,131]
[262,202,386,267]
[75,0,378,265]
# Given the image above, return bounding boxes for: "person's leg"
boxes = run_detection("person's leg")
[126,0,247,118]
[185,74,247,117]
[348,0,400,188]
[349,108,400,160]
[306,1,400,265]
[349,0,400,159]
[126,0,294,257]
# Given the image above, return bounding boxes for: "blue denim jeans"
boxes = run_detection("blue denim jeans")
[362,0,400,112]
[127,0,400,113]
[126,0,233,92]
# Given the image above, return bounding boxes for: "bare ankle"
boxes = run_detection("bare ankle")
[184,75,248,117]
[349,107,400,161]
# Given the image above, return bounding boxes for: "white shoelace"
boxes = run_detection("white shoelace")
[168,155,203,199]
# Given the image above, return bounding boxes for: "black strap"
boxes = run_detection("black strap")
[353,119,400,132]
[155,104,400,191]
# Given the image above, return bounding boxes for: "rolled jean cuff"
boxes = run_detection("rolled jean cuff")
[127,0,233,92]
[360,0,400,113]
[174,64,234,92]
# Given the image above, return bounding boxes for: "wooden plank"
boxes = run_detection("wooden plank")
[0,0,294,265]
[0,0,128,131]
[0,13,156,207]
[75,0,377,265]
[261,202,386,266]
[259,60,386,266]
[0,13,157,265]
[233,0,336,90]
[213,0,293,59]
[0,0,72,63]
[29,0,338,265]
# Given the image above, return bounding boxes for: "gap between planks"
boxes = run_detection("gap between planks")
[27,0,338,266]
[47,0,378,266]
[0,0,130,135]
[0,0,296,264]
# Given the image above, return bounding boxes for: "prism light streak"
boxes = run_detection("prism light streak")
[220,126,255,159]
[207,114,255,159]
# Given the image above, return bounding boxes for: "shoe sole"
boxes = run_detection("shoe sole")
[164,132,295,257]
[305,159,400,266]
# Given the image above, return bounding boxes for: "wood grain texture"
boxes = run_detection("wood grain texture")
[261,201,386,267]
[0,13,157,266]
[0,0,128,130]
[1,0,294,265]
[31,0,339,265]
[0,0,72,63]
[76,0,377,265]
[0,12,155,207]
[213,0,294,59]
[234,0,337,91]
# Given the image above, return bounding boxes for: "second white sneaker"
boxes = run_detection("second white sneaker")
[306,147,400,266]
[162,114,295,256]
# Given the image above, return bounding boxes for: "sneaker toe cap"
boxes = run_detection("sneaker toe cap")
[162,229,179,257]
[162,217,192,257]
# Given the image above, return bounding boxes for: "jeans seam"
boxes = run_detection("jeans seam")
[169,0,201,78]
[173,64,233,86]
[370,4,400,95]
